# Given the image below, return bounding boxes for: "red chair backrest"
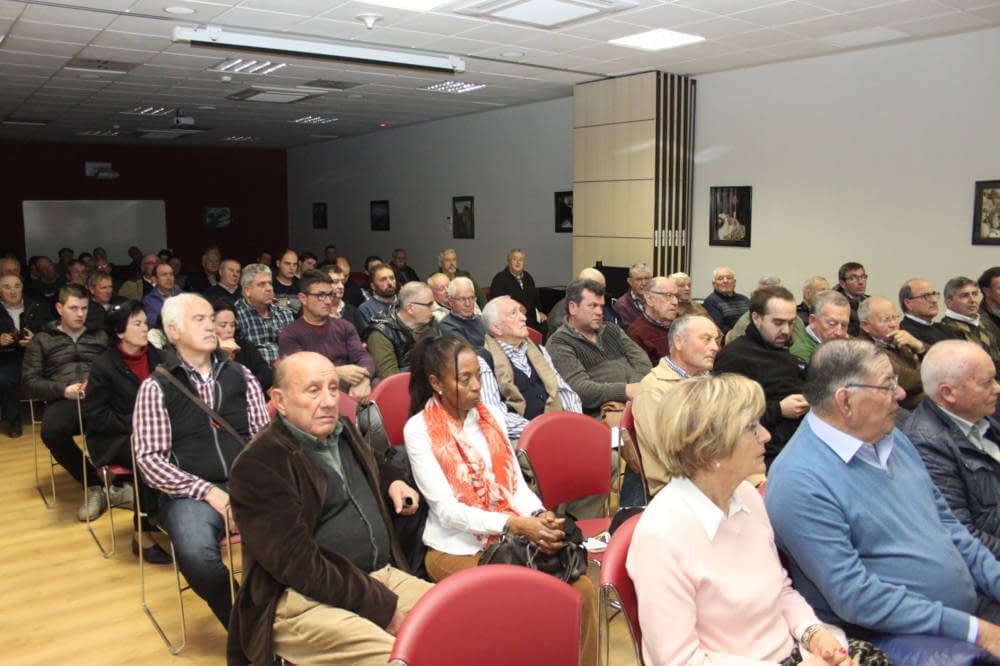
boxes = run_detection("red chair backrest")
[518,411,611,509]
[600,513,643,663]
[369,372,411,446]
[389,565,582,666]
[527,327,544,345]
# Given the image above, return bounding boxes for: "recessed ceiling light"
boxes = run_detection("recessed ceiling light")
[361,0,449,10]
[609,28,704,51]
[223,135,261,142]
[423,80,486,94]
[164,5,195,15]
[213,58,287,75]
[292,116,338,124]
[500,50,525,58]
[378,121,389,128]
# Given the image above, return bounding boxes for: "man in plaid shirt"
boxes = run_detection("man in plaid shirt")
[234,263,293,365]
[134,293,268,625]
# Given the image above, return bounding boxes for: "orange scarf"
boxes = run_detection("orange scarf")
[423,398,519,545]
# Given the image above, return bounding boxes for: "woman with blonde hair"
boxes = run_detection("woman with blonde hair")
[627,373,887,666]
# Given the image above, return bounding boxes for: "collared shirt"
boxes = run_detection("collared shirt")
[234,297,294,364]
[807,411,894,470]
[946,308,981,327]
[660,355,692,379]
[905,313,933,326]
[281,415,346,479]
[664,476,748,541]
[805,325,821,344]
[477,338,582,439]
[133,355,269,500]
[940,408,1000,465]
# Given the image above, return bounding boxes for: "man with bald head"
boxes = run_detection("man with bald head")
[899,278,945,347]
[702,266,749,335]
[860,295,928,411]
[627,276,679,365]
[905,340,1000,558]
[228,352,427,666]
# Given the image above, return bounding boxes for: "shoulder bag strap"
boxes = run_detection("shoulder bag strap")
[154,365,246,442]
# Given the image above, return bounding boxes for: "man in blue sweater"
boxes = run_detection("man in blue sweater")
[767,338,1000,663]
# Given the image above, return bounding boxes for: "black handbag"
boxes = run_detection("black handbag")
[478,514,589,583]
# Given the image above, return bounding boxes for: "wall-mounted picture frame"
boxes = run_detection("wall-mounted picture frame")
[452,195,474,239]
[709,186,751,247]
[370,200,390,231]
[554,191,573,233]
[312,202,327,230]
[203,204,232,230]
[973,180,1000,245]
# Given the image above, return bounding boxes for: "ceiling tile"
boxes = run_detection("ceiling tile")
[13,20,97,42]
[0,1,26,21]
[21,4,116,28]
[2,35,84,57]
[781,12,866,37]
[672,0,789,14]
[732,1,834,26]
[212,7,312,29]
[723,27,800,48]
[846,0,958,24]
[93,30,172,50]
[674,15,761,37]
[611,3,718,28]
[891,9,990,34]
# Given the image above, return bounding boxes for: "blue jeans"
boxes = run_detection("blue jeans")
[158,484,233,626]
[619,468,645,508]
[869,633,999,666]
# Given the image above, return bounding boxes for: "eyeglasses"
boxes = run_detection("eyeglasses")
[305,291,334,300]
[845,374,899,393]
[907,291,939,301]
[411,301,435,308]
[745,420,763,438]
[843,274,868,282]
[647,290,679,300]
[869,314,900,326]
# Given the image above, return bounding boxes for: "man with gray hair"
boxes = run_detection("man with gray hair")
[798,276,830,325]
[669,271,709,318]
[436,248,486,308]
[789,289,850,364]
[134,292,269,626]
[702,266,749,335]
[612,262,652,327]
[366,281,440,378]
[477,295,581,440]
[899,277,944,347]
[627,276,679,365]
[859,295,927,411]
[905,340,1000,558]
[235,263,294,365]
[767,338,1000,664]
[438,276,486,348]
[936,276,1000,374]
[633,314,720,496]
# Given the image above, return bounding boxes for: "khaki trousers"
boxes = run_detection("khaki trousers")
[425,549,598,666]
[271,565,432,666]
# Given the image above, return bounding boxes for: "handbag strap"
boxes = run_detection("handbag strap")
[154,365,245,442]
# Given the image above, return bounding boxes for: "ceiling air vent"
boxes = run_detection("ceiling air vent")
[227,85,329,104]
[63,58,137,75]
[303,79,363,91]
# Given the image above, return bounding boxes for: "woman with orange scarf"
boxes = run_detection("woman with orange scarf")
[404,335,597,666]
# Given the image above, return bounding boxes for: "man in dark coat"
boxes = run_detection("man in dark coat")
[489,249,544,330]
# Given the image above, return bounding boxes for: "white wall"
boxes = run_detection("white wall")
[691,27,1000,303]
[287,97,573,287]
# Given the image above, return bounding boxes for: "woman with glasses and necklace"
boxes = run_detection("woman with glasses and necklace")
[627,373,888,666]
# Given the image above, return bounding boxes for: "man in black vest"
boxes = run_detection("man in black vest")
[477,295,581,441]
[133,293,269,625]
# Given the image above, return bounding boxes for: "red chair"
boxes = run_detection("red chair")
[526,327,544,345]
[518,412,613,552]
[620,401,650,503]
[599,513,643,666]
[389,564,582,666]
[369,372,411,446]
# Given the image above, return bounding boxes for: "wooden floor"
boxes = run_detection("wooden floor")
[1,421,641,666]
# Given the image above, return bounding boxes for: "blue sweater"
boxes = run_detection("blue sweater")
[765,416,1000,641]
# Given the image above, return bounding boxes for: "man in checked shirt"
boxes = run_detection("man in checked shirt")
[134,292,268,626]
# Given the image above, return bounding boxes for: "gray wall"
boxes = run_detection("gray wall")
[287,97,573,287]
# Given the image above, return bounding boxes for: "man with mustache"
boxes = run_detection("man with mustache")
[714,285,809,468]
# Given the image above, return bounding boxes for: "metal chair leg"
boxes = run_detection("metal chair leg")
[78,396,118,557]
[30,399,56,508]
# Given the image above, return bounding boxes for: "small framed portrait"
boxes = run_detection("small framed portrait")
[452,195,474,239]
[709,186,751,247]
[370,200,390,232]
[973,180,1000,245]
[312,202,327,230]
[203,205,232,230]
[554,191,573,233]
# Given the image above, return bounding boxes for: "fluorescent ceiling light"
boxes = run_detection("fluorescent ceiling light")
[173,25,465,74]
[227,85,329,103]
[293,116,338,124]
[423,80,486,93]
[213,58,287,74]
[609,28,704,51]
[164,5,195,15]
[361,0,451,9]
[222,136,260,142]
[122,106,174,116]
[3,118,47,126]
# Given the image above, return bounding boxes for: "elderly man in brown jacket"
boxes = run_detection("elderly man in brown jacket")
[227,352,428,666]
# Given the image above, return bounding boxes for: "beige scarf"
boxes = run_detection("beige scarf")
[483,335,563,416]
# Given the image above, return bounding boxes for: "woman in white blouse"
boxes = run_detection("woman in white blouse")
[403,334,596,666]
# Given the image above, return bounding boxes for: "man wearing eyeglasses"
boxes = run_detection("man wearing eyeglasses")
[627,276,679,366]
[899,278,946,347]
[936,277,1000,378]
[859,296,927,411]
[834,261,870,336]
[278,270,374,403]
[768,339,1000,665]
[365,281,440,378]
[438,276,486,349]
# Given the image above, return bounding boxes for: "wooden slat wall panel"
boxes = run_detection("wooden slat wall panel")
[573,181,654,238]
[574,71,657,127]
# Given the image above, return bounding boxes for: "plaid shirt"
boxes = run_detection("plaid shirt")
[478,338,581,439]
[133,355,268,500]
[234,297,293,365]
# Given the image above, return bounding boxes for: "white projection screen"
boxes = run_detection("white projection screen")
[22,200,167,264]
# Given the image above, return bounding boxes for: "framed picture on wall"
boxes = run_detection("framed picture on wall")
[370,200,390,231]
[554,191,573,233]
[973,180,1000,245]
[709,186,751,247]
[203,204,232,230]
[312,202,327,230]
[452,195,474,239]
